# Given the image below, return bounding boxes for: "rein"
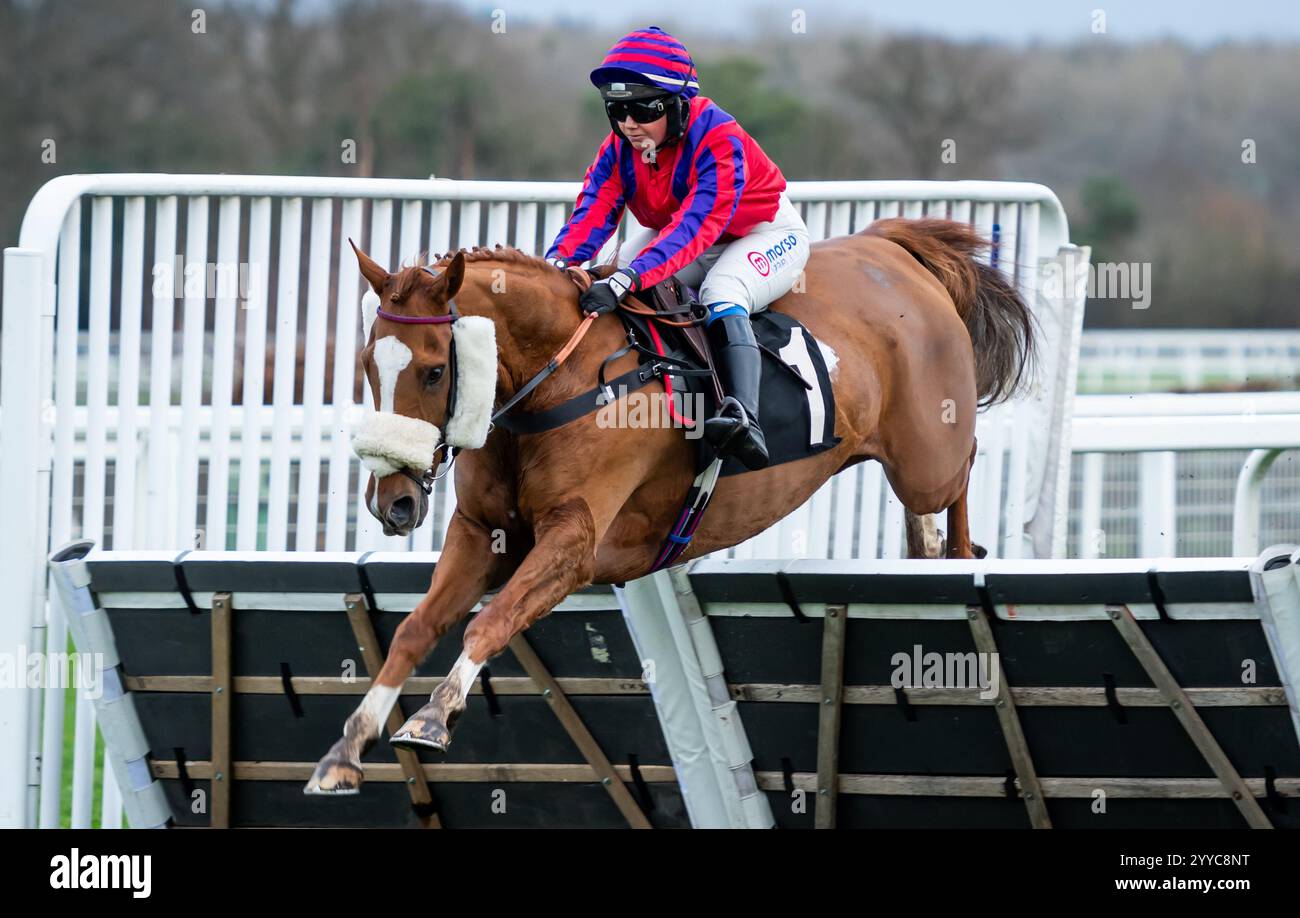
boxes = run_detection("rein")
[374,262,714,494]
[616,299,701,327]
[374,265,602,493]
[375,283,462,495]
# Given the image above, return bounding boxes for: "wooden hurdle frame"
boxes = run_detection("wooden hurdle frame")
[139,590,657,829]
[46,544,685,829]
[625,552,1300,828]
[43,543,1300,829]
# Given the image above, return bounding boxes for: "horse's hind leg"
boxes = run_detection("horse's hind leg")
[305,510,499,794]
[944,441,984,559]
[944,488,976,559]
[904,511,944,559]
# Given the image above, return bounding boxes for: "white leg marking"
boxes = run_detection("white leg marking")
[356,683,401,737]
[446,650,484,706]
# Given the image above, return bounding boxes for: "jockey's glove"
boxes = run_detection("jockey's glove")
[546,256,568,271]
[580,268,639,317]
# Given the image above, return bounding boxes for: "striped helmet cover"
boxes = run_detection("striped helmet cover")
[589,25,700,98]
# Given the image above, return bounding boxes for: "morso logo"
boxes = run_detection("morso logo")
[748,234,800,278]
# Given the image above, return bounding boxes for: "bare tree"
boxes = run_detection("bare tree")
[840,36,1038,179]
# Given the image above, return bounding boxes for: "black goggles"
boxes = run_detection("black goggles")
[604,96,671,124]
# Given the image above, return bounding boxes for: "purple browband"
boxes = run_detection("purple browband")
[375,306,454,325]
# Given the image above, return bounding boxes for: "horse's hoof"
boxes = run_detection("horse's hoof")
[304,753,364,796]
[389,732,447,753]
[972,543,988,559]
[390,713,455,752]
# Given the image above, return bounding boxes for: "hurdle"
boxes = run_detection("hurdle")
[47,543,688,828]
[620,547,1300,828]
[3,174,1094,827]
[46,542,1300,828]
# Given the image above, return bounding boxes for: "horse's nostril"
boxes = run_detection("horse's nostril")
[387,495,416,528]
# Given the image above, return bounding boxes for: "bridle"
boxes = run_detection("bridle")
[373,289,458,495]
[370,265,602,496]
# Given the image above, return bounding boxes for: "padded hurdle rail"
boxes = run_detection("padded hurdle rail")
[46,543,1300,828]
[46,544,686,828]
[670,548,1300,828]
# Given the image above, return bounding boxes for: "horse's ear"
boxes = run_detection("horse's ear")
[441,250,466,300]
[350,238,388,293]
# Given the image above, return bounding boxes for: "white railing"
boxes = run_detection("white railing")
[1079,329,1300,393]
[8,175,1298,830]
[27,391,1299,557]
[2,174,1085,827]
[1070,392,1300,557]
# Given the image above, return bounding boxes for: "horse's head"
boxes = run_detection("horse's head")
[350,242,497,537]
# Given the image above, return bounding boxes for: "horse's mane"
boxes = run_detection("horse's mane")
[429,245,555,272]
[388,245,561,305]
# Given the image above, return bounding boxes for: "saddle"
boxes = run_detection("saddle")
[493,263,840,571]
[496,264,837,475]
[585,264,724,404]
[586,264,841,478]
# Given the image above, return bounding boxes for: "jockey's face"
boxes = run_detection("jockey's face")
[619,111,668,152]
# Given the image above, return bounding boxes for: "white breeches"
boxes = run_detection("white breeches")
[618,191,811,319]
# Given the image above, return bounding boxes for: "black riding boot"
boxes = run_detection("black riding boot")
[702,312,769,470]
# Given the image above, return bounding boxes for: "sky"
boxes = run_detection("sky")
[455,0,1300,44]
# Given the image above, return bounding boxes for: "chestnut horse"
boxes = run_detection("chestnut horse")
[305,218,1032,794]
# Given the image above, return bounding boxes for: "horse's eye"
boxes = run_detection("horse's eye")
[424,366,445,388]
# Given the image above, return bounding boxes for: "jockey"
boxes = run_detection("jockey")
[544,26,811,471]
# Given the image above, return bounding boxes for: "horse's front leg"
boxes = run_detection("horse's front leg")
[390,496,599,752]
[304,510,502,794]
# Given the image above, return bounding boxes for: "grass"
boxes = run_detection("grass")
[53,638,107,829]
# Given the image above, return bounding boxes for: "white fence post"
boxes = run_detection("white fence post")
[1,248,50,828]
[1140,451,1178,556]
[1233,448,1286,556]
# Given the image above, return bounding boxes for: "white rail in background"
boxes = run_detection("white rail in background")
[0,173,1079,829]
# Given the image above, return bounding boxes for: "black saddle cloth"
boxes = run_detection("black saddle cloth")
[623,308,841,477]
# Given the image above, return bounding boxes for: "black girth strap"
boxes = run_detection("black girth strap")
[493,359,664,435]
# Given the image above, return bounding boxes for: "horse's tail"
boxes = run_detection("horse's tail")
[866,217,1035,406]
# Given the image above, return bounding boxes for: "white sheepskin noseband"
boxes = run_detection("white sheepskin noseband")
[351,411,441,478]
[443,315,497,449]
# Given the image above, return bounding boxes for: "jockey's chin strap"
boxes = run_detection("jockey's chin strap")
[374,265,602,494]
